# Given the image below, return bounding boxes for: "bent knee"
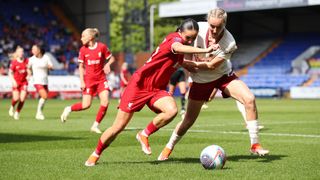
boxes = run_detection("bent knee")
[82,103,91,109]
[165,106,178,118]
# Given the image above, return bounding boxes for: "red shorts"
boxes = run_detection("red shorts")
[13,81,28,92]
[119,81,172,113]
[189,73,238,101]
[83,80,110,96]
[34,84,48,93]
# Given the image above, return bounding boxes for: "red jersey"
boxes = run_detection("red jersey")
[133,32,185,90]
[78,42,112,86]
[10,58,29,83]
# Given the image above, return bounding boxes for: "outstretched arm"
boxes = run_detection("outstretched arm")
[172,42,219,54]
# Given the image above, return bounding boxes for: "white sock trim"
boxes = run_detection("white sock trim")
[166,131,182,150]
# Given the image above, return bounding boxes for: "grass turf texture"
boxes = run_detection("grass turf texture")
[0,98,319,179]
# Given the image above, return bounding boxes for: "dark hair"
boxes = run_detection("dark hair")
[33,44,45,55]
[176,18,199,32]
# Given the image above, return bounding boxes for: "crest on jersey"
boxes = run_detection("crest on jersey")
[128,102,133,109]
[174,37,182,43]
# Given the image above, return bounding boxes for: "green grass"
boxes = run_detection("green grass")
[0,98,319,179]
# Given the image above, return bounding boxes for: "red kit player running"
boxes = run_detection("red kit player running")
[8,46,30,120]
[84,18,219,166]
[60,28,115,134]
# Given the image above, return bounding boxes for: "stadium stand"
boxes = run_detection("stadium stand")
[0,0,79,75]
[239,33,320,91]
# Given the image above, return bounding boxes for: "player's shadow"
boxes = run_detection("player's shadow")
[227,154,287,163]
[0,133,81,143]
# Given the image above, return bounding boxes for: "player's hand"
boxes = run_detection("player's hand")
[182,60,198,73]
[103,64,111,74]
[206,44,220,53]
[80,81,86,91]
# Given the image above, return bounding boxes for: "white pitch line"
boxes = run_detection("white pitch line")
[125,127,320,138]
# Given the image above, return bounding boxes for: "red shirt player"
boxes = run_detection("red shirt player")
[8,46,30,120]
[60,28,115,134]
[85,18,219,166]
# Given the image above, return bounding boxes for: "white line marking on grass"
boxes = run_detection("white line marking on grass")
[125,127,320,138]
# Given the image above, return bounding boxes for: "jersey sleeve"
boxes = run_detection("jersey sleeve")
[103,44,112,60]
[170,36,183,54]
[78,47,85,63]
[9,61,15,71]
[46,55,54,67]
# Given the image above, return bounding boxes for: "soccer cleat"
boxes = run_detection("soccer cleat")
[36,112,45,120]
[157,147,172,161]
[250,143,269,156]
[85,153,100,167]
[60,106,71,123]
[201,103,208,109]
[13,112,20,120]
[136,131,152,155]
[9,106,14,117]
[90,127,102,134]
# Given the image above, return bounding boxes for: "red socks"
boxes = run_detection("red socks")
[95,139,108,155]
[95,105,108,123]
[16,101,25,112]
[11,99,18,107]
[144,122,159,136]
[71,102,83,111]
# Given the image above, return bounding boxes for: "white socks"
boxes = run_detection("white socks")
[37,98,46,114]
[247,120,259,145]
[166,131,182,150]
[92,122,100,128]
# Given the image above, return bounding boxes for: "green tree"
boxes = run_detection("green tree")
[109,0,181,53]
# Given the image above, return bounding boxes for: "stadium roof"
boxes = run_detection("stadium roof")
[159,0,320,18]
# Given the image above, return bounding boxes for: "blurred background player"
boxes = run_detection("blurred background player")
[84,18,219,166]
[168,67,187,118]
[28,44,53,120]
[119,62,131,99]
[158,8,269,161]
[8,46,30,120]
[60,28,115,134]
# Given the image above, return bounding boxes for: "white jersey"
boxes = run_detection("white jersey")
[190,22,237,83]
[28,54,53,85]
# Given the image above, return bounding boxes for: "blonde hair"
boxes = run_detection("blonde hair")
[207,8,227,26]
[83,28,100,39]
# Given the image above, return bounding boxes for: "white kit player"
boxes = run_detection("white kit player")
[158,8,269,161]
[28,44,53,120]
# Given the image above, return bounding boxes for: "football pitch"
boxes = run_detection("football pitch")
[0,98,319,179]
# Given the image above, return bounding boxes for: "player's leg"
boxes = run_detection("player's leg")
[236,100,264,130]
[137,95,178,155]
[60,89,93,122]
[9,89,19,117]
[36,86,48,120]
[85,110,134,166]
[14,89,27,120]
[90,90,109,133]
[158,99,204,161]
[224,79,268,156]
[177,81,187,113]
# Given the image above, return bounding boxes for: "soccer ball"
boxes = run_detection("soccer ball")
[200,145,226,170]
